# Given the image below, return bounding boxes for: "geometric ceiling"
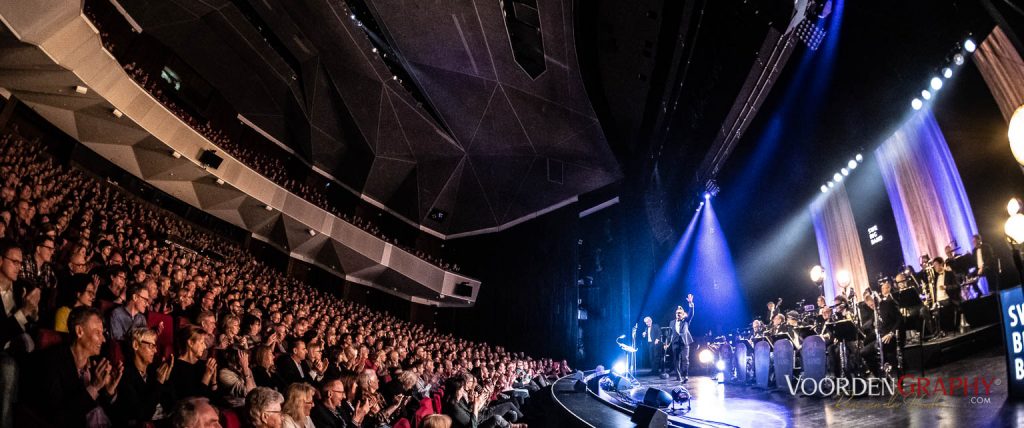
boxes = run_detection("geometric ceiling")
[115,0,622,236]
[0,8,480,306]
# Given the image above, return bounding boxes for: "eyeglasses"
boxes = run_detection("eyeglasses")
[139,340,157,348]
[4,256,22,264]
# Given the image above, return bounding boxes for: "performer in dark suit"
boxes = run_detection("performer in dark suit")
[639,316,662,375]
[972,234,997,294]
[930,257,961,335]
[666,294,695,382]
[863,281,902,377]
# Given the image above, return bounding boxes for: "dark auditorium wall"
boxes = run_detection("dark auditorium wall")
[440,205,581,363]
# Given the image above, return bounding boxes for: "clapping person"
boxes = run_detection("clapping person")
[217,346,256,408]
[112,328,173,426]
[169,326,217,400]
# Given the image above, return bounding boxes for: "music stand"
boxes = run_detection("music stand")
[827,320,859,378]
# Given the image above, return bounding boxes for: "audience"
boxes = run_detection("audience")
[0,127,569,427]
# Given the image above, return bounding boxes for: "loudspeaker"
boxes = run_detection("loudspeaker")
[641,387,672,408]
[453,282,473,297]
[198,149,224,169]
[573,379,587,392]
[630,404,667,428]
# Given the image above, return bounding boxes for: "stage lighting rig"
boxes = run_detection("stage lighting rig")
[703,180,720,200]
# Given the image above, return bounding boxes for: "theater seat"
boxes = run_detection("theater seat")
[414,398,434,427]
[36,328,65,350]
[220,408,241,428]
[147,312,174,358]
[97,299,116,315]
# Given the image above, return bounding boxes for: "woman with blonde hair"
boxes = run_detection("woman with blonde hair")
[282,382,316,428]
[421,414,452,428]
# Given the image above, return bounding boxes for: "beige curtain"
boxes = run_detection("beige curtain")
[974,26,1024,122]
[810,184,871,302]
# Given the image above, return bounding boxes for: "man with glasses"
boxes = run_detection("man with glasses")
[22,237,57,290]
[112,328,173,426]
[0,240,38,428]
[245,386,284,428]
[109,285,151,341]
[311,379,349,428]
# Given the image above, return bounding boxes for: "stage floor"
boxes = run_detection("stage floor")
[563,345,1024,427]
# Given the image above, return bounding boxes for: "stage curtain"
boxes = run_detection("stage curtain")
[974,25,1024,122]
[875,110,978,273]
[810,184,870,303]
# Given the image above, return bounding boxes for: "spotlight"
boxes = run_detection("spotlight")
[820,185,828,193]
[1010,105,1024,166]
[307,229,317,237]
[943,67,953,79]
[1009,198,1022,216]
[848,160,858,169]
[954,53,965,66]
[112,108,123,118]
[964,38,976,53]
[698,349,714,364]
[704,192,711,200]
[371,48,378,53]
[827,181,834,188]
[350,13,356,20]
[855,153,863,162]
[392,75,398,80]
[1007,214,1024,244]
[215,178,225,185]
[74,85,88,94]
[921,90,931,100]
[911,98,923,110]
[715,360,726,371]
[171,151,182,159]
[840,168,849,176]
[263,204,273,211]
[833,173,843,183]
[836,269,852,287]
[810,265,825,283]
[612,361,627,375]
[930,77,943,90]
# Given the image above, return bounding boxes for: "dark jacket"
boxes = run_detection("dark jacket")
[310,402,347,428]
[667,302,695,346]
[32,345,114,427]
[112,363,169,426]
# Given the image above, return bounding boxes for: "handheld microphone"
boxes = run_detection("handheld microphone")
[617,334,626,339]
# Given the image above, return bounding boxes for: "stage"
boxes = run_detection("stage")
[551,344,1024,427]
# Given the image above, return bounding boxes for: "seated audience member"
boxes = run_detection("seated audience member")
[2,239,40,428]
[422,414,453,428]
[217,346,256,408]
[33,306,122,426]
[311,378,368,428]
[252,344,282,390]
[282,382,316,428]
[171,397,222,428]
[108,284,151,341]
[97,265,128,304]
[113,327,173,426]
[170,326,217,400]
[245,387,284,428]
[275,338,310,386]
[53,274,95,333]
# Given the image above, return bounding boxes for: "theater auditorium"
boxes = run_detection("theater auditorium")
[0,1,1023,427]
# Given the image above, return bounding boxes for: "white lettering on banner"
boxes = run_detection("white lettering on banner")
[1017,359,1024,381]
[1015,331,1023,353]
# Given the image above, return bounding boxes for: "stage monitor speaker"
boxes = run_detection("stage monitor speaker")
[630,404,667,428]
[453,282,473,297]
[573,379,587,392]
[641,387,672,408]
[571,370,584,381]
[962,293,998,327]
[199,149,224,169]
